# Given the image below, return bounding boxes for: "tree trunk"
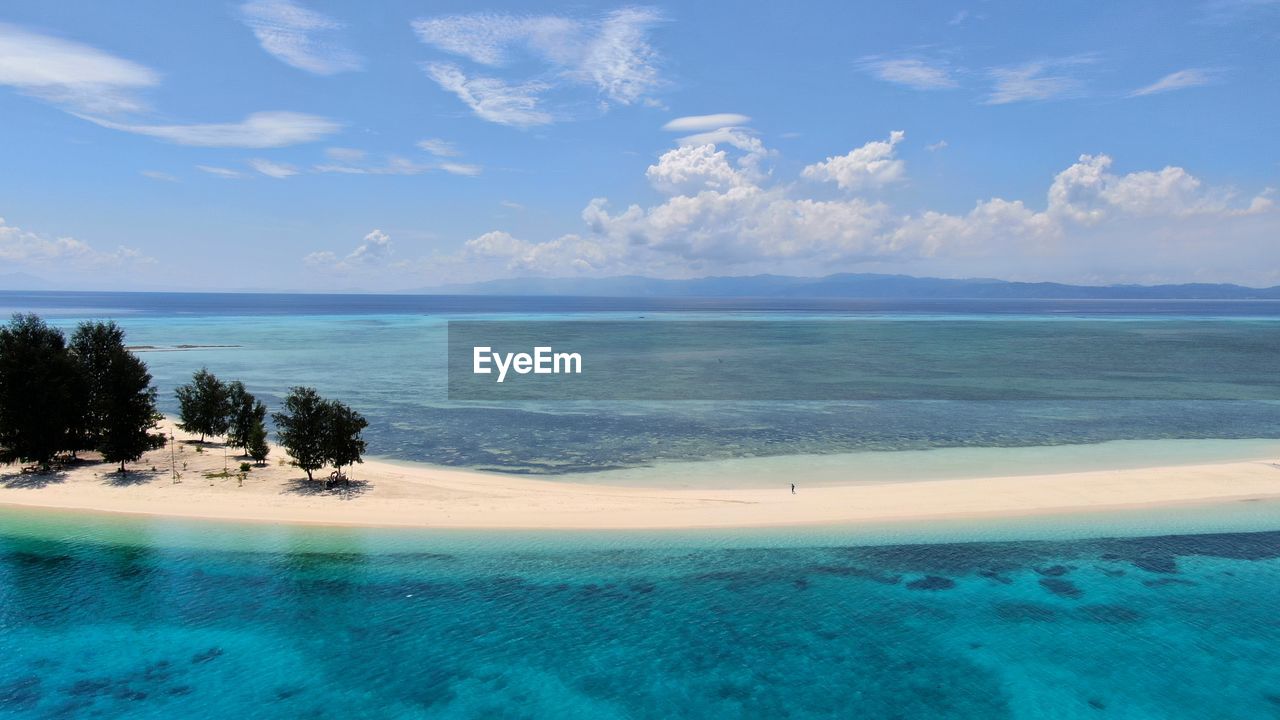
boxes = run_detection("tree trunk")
[305,468,313,482]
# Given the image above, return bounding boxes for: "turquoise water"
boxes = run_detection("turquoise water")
[4,293,1280,717]
[8,291,1280,477]
[2,507,1280,719]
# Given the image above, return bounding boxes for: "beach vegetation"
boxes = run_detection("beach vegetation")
[226,381,267,452]
[247,418,270,465]
[70,321,164,473]
[273,387,328,482]
[272,386,367,484]
[175,368,231,442]
[0,314,86,470]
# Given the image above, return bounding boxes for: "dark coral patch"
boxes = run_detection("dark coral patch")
[994,602,1058,622]
[191,647,225,665]
[1078,604,1143,624]
[1034,565,1073,577]
[906,575,955,591]
[1039,578,1083,599]
[0,676,42,711]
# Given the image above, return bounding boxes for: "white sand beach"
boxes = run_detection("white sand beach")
[1,420,1279,530]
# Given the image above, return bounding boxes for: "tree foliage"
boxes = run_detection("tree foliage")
[71,322,163,471]
[226,381,266,451]
[175,368,230,442]
[272,387,367,482]
[0,314,81,468]
[0,315,161,473]
[272,386,328,481]
[247,418,270,465]
[323,400,367,476]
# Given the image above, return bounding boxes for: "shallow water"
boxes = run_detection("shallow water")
[8,291,1280,478]
[1,508,1279,719]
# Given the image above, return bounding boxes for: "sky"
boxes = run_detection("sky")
[0,0,1278,291]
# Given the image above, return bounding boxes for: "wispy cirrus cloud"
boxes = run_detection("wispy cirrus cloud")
[82,111,341,148]
[986,56,1096,104]
[239,0,363,75]
[0,21,158,114]
[197,165,245,179]
[424,63,553,126]
[249,158,299,178]
[413,7,666,125]
[1129,68,1219,97]
[661,114,751,132]
[417,138,462,157]
[860,57,958,90]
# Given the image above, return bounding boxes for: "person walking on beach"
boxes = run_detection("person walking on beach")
[791,483,796,494]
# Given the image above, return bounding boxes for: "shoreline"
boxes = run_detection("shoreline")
[2,422,1280,531]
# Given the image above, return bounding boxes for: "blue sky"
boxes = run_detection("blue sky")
[1,0,1277,290]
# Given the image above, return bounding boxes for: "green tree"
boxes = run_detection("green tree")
[67,321,124,454]
[0,314,80,469]
[323,400,367,479]
[226,381,266,452]
[272,386,327,481]
[175,368,230,442]
[246,418,270,465]
[70,321,163,473]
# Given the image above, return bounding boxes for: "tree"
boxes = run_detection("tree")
[323,400,367,479]
[68,321,123,454]
[175,368,230,442]
[226,381,266,452]
[246,418,270,465]
[0,314,80,469]
[272,386,327,481]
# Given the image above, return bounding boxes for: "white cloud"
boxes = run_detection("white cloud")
[313,155,428,175]
[412,7,665,123]
[860,58,957,90]
[0,22,158,114]
[306,229,393,269]
[417,138,462,157]
[926,140,948,152]
[196,165,245,179]
[140,170,178,182]
[439,162,482,176]
[662,113,751,132]
[0,215,152,269]
[424,63,552,127]
[432,131,1276,284]
[249,158,299,178]
[987,57,1093,104]
[802,131,906,191]
[83,111,341,148]
[1129,68,1218,97]
[324,147,365,162]
[239,0,363,75]
[645,144,748,195]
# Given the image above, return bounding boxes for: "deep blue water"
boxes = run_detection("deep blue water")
[1,515,1279,719]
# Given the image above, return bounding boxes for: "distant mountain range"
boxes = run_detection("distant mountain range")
[422,273,1280,299]
[6,271,1280,299]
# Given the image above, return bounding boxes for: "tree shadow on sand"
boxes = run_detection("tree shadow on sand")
[281,476,372,500]
[1,468,69,489]
[104,468,165,487]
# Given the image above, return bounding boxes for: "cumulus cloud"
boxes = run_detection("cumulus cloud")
[860,57,957,90]
[83,111,341,148]
[802,131,906,191]
[413,7,665,124]
[0,21,158,114]
[305,229,393,269]
[1129,68,1218,97]
[0,215,152,269]
[435,131,1276,284]
[239,0,363,75]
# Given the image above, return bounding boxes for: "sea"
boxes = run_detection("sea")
[1,291,1279,718]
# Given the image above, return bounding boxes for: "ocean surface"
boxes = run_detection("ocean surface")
[2,507,1280,719]
[3,292,1280,718]
[3,291,1279,479]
